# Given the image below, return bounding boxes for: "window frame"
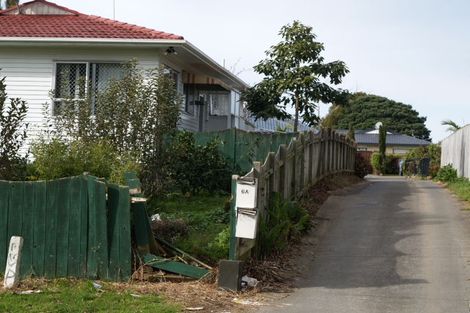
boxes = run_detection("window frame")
[52,60,124,115]
[207,91,230,116]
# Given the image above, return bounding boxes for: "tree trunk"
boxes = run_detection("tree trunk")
[294,95,299,133]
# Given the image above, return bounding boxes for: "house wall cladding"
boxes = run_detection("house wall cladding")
[441,125,470,178]
[0,175,131,281]
[0,46,199,151]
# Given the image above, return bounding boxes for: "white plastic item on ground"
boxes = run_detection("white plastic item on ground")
[232,298,263,306]
[241,275,259,288]
[151,214,162,222]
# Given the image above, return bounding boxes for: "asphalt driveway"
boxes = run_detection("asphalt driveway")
[258,176,470,313]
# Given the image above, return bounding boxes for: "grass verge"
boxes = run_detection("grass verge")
[445,178,470,204]
[0,279,180,313]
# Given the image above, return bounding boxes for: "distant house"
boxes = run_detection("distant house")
[249,117,311,132]
[0,0,250,145]
[337,129,431,155]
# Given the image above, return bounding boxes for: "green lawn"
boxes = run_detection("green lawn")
[0,279,180,313]
[149,194,230,264]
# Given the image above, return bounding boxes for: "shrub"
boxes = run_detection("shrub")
[436,164,458,182]
[256,193,311,258]
[167,131,232,194]
[355,153,372,178]
[371,153,382,174]
[37,62,180,194]
[207,226,230,260]
[30,138,140,183]
[371,153,400,175]
[406,144,441,177]
[0,75,28,180]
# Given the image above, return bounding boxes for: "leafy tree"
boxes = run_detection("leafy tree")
[242,20,349,132]
[325,92,431,140]
[441,119,461,133]
[0,75,28,180]
[5,0,19,8]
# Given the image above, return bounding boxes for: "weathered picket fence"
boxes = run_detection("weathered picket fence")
[229,129,356,260]
[0,175,131,281]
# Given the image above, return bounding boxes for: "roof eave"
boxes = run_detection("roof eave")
[181,41,249,90]
[0,37,249,90]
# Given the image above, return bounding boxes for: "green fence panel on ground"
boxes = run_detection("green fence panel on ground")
[0,175,132,281]
[194,129,297,172]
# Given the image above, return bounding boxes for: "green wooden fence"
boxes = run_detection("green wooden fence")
[0,175,131,281]
[194,128,297,172]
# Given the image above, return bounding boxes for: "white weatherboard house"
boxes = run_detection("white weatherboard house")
[0,0,250,145]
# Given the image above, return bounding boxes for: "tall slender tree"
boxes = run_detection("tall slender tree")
[347,123,355,141]
[242,21,349,132]
[379,125,387,174]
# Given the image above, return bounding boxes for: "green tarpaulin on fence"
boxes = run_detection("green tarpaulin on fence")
[194,129,297,172]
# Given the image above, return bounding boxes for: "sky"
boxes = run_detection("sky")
[54,0,470,142]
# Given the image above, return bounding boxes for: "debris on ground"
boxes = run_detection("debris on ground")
[15,290,42,295]
[184,307,204,311]
[92,281,103,290]
[232,298,264,306]
[241,275,259,289]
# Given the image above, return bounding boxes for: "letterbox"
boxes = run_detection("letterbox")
[235,178,258,239]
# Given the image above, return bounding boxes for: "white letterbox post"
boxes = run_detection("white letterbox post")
[3,236,24,289]
[235,178,259,239]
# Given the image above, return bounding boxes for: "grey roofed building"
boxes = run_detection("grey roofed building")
[336,129,431,155]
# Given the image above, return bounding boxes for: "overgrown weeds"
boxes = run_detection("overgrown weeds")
[148,194,231,264]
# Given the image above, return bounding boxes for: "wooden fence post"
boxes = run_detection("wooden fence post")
[229,175,239,261]
[286,139,296,199]
[279,145,288,200]
[307,132,314,185]
[296,133,304,196]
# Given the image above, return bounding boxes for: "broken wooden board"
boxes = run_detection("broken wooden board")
[143,254,209,280]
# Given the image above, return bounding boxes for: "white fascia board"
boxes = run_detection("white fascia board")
[0,37,186,45]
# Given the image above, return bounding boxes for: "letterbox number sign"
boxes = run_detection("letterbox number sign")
[235,179,257,209]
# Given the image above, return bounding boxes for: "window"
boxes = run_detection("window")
[53,62,124,115]
[209,93,229,116]
[54,63,87,100]
[183,84,195,115]
[163,65,181,92]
